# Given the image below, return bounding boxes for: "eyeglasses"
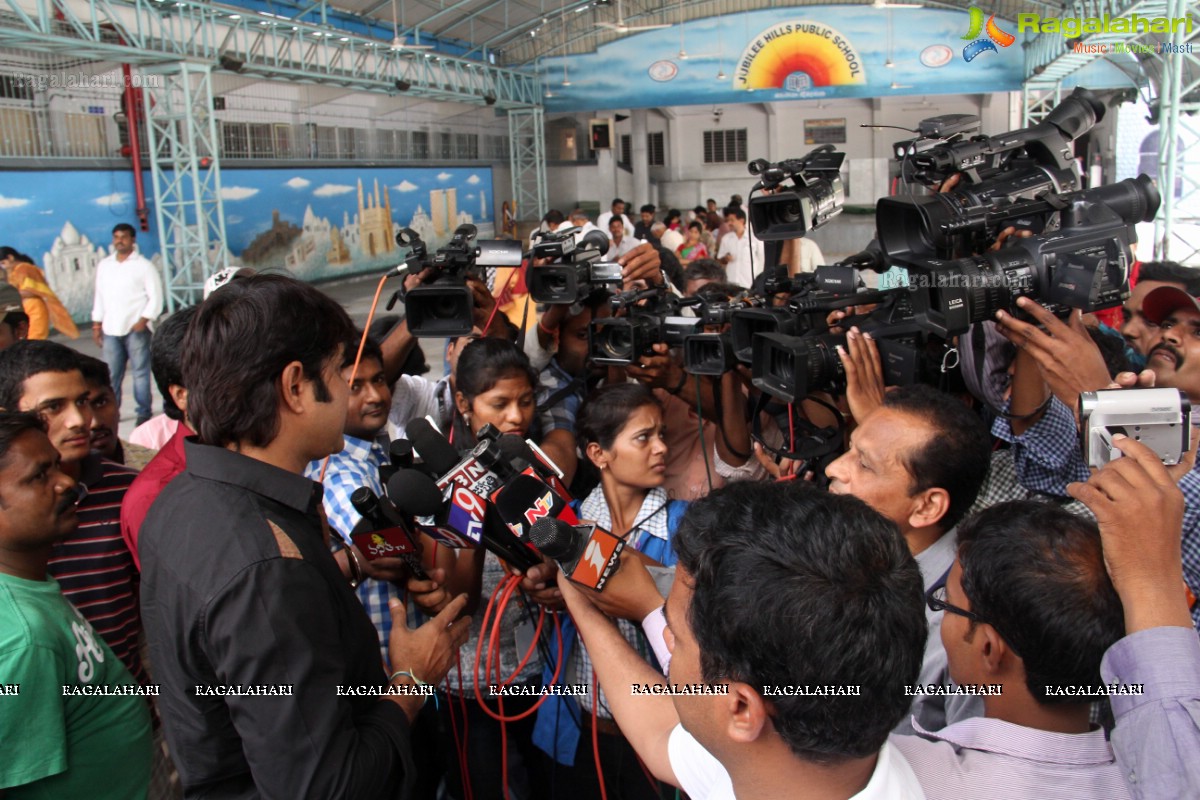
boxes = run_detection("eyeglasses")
[925,576,989,625]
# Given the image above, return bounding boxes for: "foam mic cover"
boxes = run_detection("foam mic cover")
[407,418,461,476]
[387,469,445,517]
[497,434,535,470]
[389,439,414,468]
[492,474,578,541]
[528,517,578,562]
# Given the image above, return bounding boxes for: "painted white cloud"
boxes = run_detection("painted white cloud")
[93,193,126,207]
[437,172,453,181]
[394,180,419,192]
[313,183,355,197]
[227,215,244,225]
[285,177,311,189]
[221,186,260,201]
[466,174,481,185]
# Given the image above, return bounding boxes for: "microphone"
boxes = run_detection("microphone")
[491,473,579,542]
[380,438,415,486]
[528,518,625,591]
[404,419,541,570]
[349,487,429,580]
[386,468,473,550]
[497,434,571,501]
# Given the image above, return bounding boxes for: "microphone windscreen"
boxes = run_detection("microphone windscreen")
[389,438,414,464]
[497,434,536,466]
[350,486,379,517]
[387,469,445,518]
[528,517,578,562]
[407,418,461,477]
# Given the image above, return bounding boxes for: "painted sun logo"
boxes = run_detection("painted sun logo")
[961,6,1016,61]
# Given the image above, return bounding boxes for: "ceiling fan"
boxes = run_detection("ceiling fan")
[595,0,671,33]
[872,0,924,8]
[391,0,433,50]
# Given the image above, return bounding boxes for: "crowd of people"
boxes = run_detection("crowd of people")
[0,214,1197,800]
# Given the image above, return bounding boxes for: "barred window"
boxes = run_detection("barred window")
[703,129,746,164]
[619,133,631,167]
[412,130,429,159]
[647,131,664,166]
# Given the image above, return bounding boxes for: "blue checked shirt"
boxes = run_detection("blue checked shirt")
[994,398,1200,629]
[536,358,585,436]
[306,435,401,662]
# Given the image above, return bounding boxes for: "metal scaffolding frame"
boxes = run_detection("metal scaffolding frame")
[508,106,547,223]
[141,62,230,310]
[1152,0,1200,264]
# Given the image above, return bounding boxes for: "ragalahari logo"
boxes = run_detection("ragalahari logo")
[961,7,1015,61]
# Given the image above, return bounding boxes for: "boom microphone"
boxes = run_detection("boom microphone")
[528,517,624,591]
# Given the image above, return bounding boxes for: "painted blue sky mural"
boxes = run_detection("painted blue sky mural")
[539,6,1135,112]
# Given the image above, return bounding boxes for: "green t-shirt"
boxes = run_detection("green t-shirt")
[0,572,151,799]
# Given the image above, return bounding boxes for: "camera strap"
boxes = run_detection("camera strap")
[749,392,844,482]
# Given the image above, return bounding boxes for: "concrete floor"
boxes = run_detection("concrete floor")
[55,272,444,440]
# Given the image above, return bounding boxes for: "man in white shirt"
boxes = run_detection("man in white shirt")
[655,222,684,255]
[715,207,764,289]
[568,209,602,247]
[91,224,163,426]
[605,217,639,261]
[596,198,633,240]
[555,481,928,800]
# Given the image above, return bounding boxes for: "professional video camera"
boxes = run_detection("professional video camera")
[527,227,624,304]
[882,88,1107,259]
[898,175,1160,337]
[588,285,702,366]
[394,225,523,337]
[747,145,847,240]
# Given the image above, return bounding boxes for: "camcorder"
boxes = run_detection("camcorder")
[899,174,1160,337]
[747,145,847,241]
[588,286,702,366]
[395,225,523,337]
[881,88,1106,259]
[527,227,624,304]
[1079,388,1192,469]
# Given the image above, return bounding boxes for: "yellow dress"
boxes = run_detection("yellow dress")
[8,261,79,339]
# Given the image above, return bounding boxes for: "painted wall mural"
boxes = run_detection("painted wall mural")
[0,166,493,320]
[540,6,1134,112]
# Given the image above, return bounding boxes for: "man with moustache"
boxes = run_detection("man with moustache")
[0,412,152,798]
[992,291,1200,629]
[77,355,156,470]
[1119,261,1200,365]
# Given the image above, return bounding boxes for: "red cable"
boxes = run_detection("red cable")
[592,669,608,800]
[481,261,524,336]
[788,402,796,453]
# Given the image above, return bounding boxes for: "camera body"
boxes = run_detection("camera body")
[589,313,702,366]
[747,148,846,241]
[527,228,622,304]
[1079,388,1192,469]
[402,225,523,337]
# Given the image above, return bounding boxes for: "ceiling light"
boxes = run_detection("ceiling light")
[716,69,726,81]
[885,58,894,68]
[228,13,240,19]
[678,50,688,59]
[562,78,571,86]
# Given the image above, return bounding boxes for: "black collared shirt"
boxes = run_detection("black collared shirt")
[140,440,413,799]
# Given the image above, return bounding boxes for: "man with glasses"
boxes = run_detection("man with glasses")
[892,499,1131,797]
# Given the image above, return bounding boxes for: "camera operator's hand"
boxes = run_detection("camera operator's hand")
[934,173,963,194]
[1066,430,1199,633]
[619,243,664,288]
[838,327,887,424]
[386,593,471,720]
[626,343,685,391]
[404,265,434,292]
[406,567,451,616]
[752,441,812,481]
[994,298,1111,415]
[989,225,1035,252]
[1110,369,1157,390]
[466,277,499,332]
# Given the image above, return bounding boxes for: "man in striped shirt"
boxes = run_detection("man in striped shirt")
[892,500,1131,798]
[0,340,143,683]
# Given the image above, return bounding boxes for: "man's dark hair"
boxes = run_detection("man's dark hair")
[705,198,716,205]
[640,204,656,214]
[694,282,746,303]
[112,223,136,238]
[957,500,1124,704]
[723,206,746,221]
[151,305,200,422]
[340,332,384,372]
[544,209,565,226]
[683,259,727,285]
[1138,261,1200,296]
[182,274,354,448]
[664,209,681,225]
[611,198,624,208]
[881,384,991,531]
[1,310,29,334]
[0,340,83,410]
[77,354,112,390]
[674,482,925,764]
[0,411,47,469]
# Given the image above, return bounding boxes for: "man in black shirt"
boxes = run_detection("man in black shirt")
[140,274,470,799]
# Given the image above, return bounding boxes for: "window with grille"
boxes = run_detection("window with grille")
[412,130,429,159]
[221,122,249,158]
[0,75,33,101]
[702,129,747,164]
[619,134,631,167]
[438,131,453,159]
[455,132,479,159]
[485,134,509,159]
[647,131,665,166]
[249,123,274,158]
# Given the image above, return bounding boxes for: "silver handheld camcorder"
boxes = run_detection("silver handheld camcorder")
[1079,388,1192,469]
